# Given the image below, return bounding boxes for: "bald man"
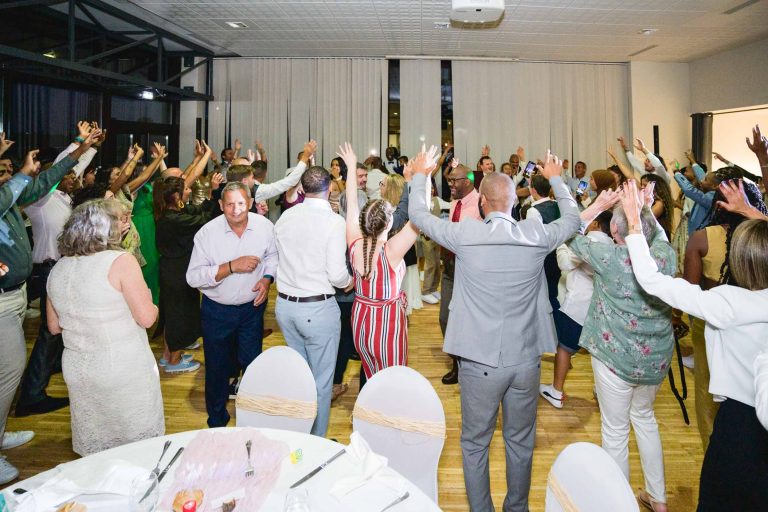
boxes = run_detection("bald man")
[409,155,580,512]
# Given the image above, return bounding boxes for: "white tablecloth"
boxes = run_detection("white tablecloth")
[1,428,441,511]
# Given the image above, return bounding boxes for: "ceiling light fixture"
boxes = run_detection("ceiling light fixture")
[225,21,248,28]
[140,90,155,100]
[639,28,657,36]
[43,50,56,58]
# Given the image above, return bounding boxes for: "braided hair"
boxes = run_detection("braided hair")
[705,180,768,286]
[358,199,394,279]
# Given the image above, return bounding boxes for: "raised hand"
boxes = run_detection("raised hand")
[93,128,107,148]
[642,180,656,207]
[540,149,563,180]
[302,140,317,161]
[200,140,212,156]
[234,138,242,152]
[210,172,224,191]
[403,160,414,182]
[20,149,40,176]
[152,142,168,160]
[516,146,525,161]
[246,148,256,164]
[481,144,490,157]
[634,138,647,153]
[194,139,204,158]
[0,132,15,156]
[131,143,144,161]
[592,188,620,213]
[746,124,768,160]
[712,151,727,163]
[335,142,357,171]
[618,180,642,229]
[77,121,92,140]
[617,136,629,152]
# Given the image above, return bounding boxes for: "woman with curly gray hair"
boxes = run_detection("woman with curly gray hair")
[46,199,163,456]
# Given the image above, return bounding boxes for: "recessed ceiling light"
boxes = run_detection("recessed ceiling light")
[434,21,451,29]
[43,50,56,58]
[226,21,248,28]
[639,28,657,36]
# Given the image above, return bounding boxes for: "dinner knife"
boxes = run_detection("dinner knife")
[157,447,184,482]
[289,449,345,489]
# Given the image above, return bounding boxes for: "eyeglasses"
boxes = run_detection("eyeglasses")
[447,177,469,185]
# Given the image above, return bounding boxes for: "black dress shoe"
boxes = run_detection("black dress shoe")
[15,396,69,417]
[442,367,458,385]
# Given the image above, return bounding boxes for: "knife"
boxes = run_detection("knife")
[140,447,184,504]
[158,447,184,482]
[289,449,345,489]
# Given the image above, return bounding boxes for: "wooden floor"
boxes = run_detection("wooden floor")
[7,290,704,511]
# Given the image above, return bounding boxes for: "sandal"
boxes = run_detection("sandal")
[637,490,667,512]
[331,383,348,402]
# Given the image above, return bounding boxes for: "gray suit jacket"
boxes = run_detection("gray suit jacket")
[408,174,580,368]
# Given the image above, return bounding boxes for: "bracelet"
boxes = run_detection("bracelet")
[74,136,85,143]
[228,261,233,274]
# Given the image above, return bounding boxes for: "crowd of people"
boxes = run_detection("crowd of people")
[0,117,767,512]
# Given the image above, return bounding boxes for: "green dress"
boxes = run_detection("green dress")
[132,184,160,304]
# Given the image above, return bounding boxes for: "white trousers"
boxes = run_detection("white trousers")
[592,357,666,502]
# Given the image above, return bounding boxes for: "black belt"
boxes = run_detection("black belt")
[0,282,24,294]
[278,292,334,303]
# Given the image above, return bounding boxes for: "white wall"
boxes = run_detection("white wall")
[690,38,768,113]
[629,61,691,164]
[712,108,768,178]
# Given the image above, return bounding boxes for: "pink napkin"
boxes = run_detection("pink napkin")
[159,429,289,511]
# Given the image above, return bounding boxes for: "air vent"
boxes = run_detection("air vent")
[225,21,248,28]
[434,21,451,29]
[629,45,658,57]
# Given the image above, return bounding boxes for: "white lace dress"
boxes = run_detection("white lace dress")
[47,250,164,456]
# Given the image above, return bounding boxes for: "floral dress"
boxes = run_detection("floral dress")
[569,231,676,386]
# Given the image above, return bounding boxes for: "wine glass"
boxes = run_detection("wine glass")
[284,488,310,512]
[128,471,159,512]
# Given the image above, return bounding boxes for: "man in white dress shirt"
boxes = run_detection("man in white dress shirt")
[187,182,278,428]
[15,138,98,417]
[274,166,352,437]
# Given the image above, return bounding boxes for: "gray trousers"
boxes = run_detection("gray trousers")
[459,357,541,512]
[438,274,453,337]
[275,296,340,438]
[0,287,28,445]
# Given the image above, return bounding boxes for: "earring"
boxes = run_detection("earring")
[177,200,185,209]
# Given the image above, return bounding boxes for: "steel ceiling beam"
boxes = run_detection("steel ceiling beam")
[0,44,212,101]
[78,34,156,64]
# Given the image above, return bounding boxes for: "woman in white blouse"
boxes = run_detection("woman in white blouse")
[618,180,768,512]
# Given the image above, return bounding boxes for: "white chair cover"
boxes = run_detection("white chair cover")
[352,365,445,503]
[235,346,317,433]
[545,442,639,512]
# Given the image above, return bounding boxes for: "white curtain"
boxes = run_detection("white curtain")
[399,59,442,159]
[210,57,387,179]
[452,61,629,175]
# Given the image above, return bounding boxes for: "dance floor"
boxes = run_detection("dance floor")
[9,290,704,510]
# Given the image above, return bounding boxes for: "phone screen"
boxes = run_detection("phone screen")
[576,180,589,196]
[523,161,536,177]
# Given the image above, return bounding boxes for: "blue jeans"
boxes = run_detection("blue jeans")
[275,296,340,437]
[201,295,266,428]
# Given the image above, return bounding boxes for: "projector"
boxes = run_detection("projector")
[450,0,504,24]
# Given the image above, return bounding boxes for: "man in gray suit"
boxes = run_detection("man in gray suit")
[409,151,581,511]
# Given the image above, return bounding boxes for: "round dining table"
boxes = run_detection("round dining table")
[2,427,441,511]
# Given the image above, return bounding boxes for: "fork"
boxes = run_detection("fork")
[151,440,172,476]
[245,440,254,478]
[380,491,410,511]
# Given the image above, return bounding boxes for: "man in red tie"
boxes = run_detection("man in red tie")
[440,164,482,384]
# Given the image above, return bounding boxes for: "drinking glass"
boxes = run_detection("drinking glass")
[128,471,159,512]
[283,488,310,512]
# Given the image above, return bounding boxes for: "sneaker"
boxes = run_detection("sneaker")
[186,341,201,350]
[164,359,201,374]
[682,355,695,369]
[539,384,564,409]
[432,291,441,301]
[0,456,19,485]
[1,431,34,450]
[229,377,240,400]
[24,308,40,320]
[158,354,194,367]
[421,294,439,305]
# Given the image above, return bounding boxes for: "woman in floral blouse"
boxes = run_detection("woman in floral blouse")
[569,189,676,512]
